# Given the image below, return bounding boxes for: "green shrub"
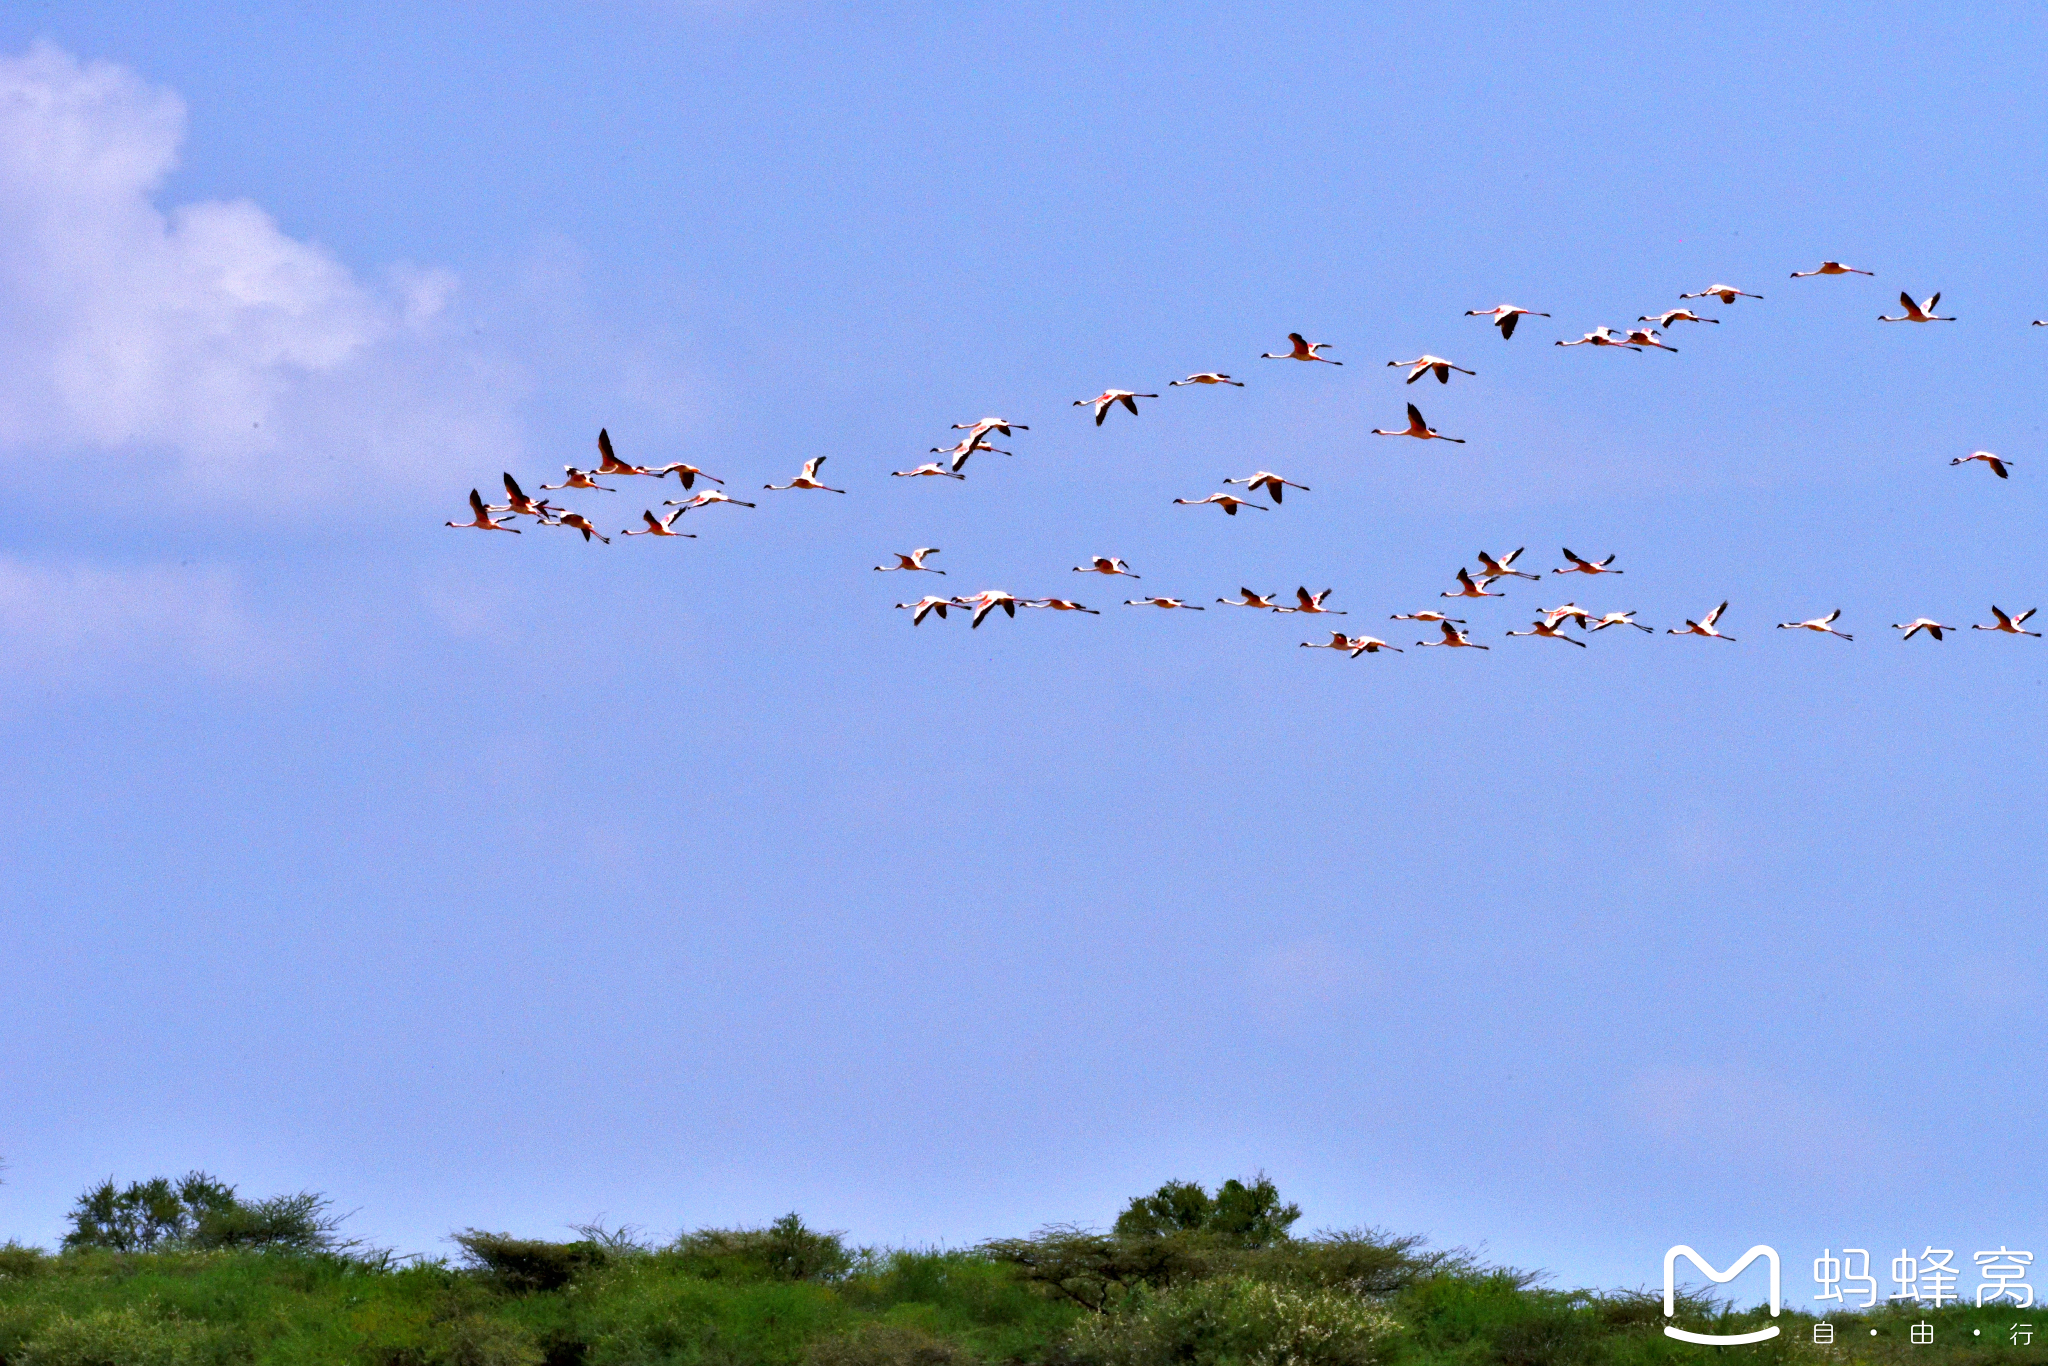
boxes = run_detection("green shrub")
[1113,1177,1302,1250]
[801,1322,966,1366]
[0,1241,48,1280]
[59,1173,346,1254]
[12,1306,216,1366]
[667,1215,854,1284]
[442,1313,547,1366]
[1066,1276,1399,1366]
[451,1233,610,1294]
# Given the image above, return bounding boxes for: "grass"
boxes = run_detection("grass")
[0,1234,2036,1366]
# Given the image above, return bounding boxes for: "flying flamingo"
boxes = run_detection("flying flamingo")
[1622,327,1679,353]
[1791,261,1874,278]
[1556,327,1642,350]
[1442,568,1505,599]
[494,473,560,522]
[1465,305,1550,340]
[1261,333,1341,364]
[1168,373,1244,386]
[1777,609,1851,640]
[1024,598,1100,614]
[540,467,614,492]
[648,460,723,488]
[1073,389,1158,425]
[1475,549,1538,582]
[931,435,1009,472]
[1387,355,1475,385]
[1588,611,1652,633]
[1302,630,1402,656]
[1974,606,2040,637]
[1554,548,1623,575]
[1416,621,1489,649]
[1217,588,1280,608]
[1537,603,1594,629]
[1893,617,1956,641]
[1951,451,2012,479]
[1638,309,1718,327]
[1372,403,1465,442]
[1124,596,1206,610]
[956,590,1022,628]
[1390,610,1465,624]
[896,596,957,625]
[593,429,660,478]
[1275,587,1344,615]
[892,461,965,481]
[952,417,1029,440]
[1880,292,1953,322]
[1223,471,1310,503]
[663,490,756,510]
[1173,492,1268,515]
[1668,602,1734,640]
[1679,285,1764,304]
[446,488,521,533]
[767,456,847,492]
[554,512,611,544]
[1506,619,1587,646]
[621,508,696,538]
[1073,556,1139,578]
[874,548,944,574]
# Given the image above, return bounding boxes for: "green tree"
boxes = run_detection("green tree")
[1112,1175,1301,1249]
[61,1172,346,1253]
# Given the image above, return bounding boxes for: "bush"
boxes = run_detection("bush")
[667,1214,854,1283]
[12,1306,216,1366]
[0,1240,48,1280]
[981,1227,1191,1312]
[802,1322,966,1366]
[60,1173,347,1254]
[1065,1277,1400,1366]
[1113,1177,1302,1250]
[451,1232,610,1293]
[443,1313,547,1366]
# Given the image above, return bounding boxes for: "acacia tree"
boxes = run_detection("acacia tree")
[62,1172,348,1253]
[1112,1174,1301,1248]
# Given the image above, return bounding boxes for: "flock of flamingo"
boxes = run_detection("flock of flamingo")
[445,264,2039,653]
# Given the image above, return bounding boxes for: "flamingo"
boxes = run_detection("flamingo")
[1679,285,1764,304]
[1390,610,1465,624]
[593,429,660,478]
[892,461,965,481]
[1475,549,1538,582]
[1791,261,1874,278]
[1073,556,1139,578]
[662,490,756,511]
[1372,402,1465,442]
[1387,355,1475,385]
[1217,588,1280,608]
[1301,630,1403,656]
[1556,327,1642,350]
[1073,390,1158,425]
[1416,621,1489,649]
[1261,333,1341,363]
[1124,596,1205,610]
[494,473,560,523]
[766,456,847,492]
[621,508,696,538]
[1554,548,1623,575]
[952,417,1029,440]
[554,511,611,544]
[648,460,723,488]
[956,590,1022,628]
[1587,611,1652,633]
[1638,309,1719,327]
[1893,617,1956,641]
[1622,327,1679,353]
[1275,587,1344,615]
[1951,451,2012,479]
[1223,471,1310,504]
[1973,606,2041,637]
[1173,492,1268,516]
[1880,292,1953,322]
[1777,609,1851,640]
[1506,619,1587,646]
[1168,373,1244,386]
[1465,305,1550,340]
[1668,602,1734,640]
[446,488,521,533]
[874,548,944,574]
[931,434,1009,471]
[1442,568,1505,599]
[540,467,614,492]
[1024,598,1100,614]
[896,595,957,625]
[1537,603,1594,629]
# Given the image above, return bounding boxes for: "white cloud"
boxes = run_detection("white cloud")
[0,555,288,684]
[0,41,517,498]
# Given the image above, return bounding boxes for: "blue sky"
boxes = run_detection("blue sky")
[1,2,2044,1305]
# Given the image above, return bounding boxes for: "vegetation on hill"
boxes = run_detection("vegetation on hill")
[0,1173,2031,1365]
